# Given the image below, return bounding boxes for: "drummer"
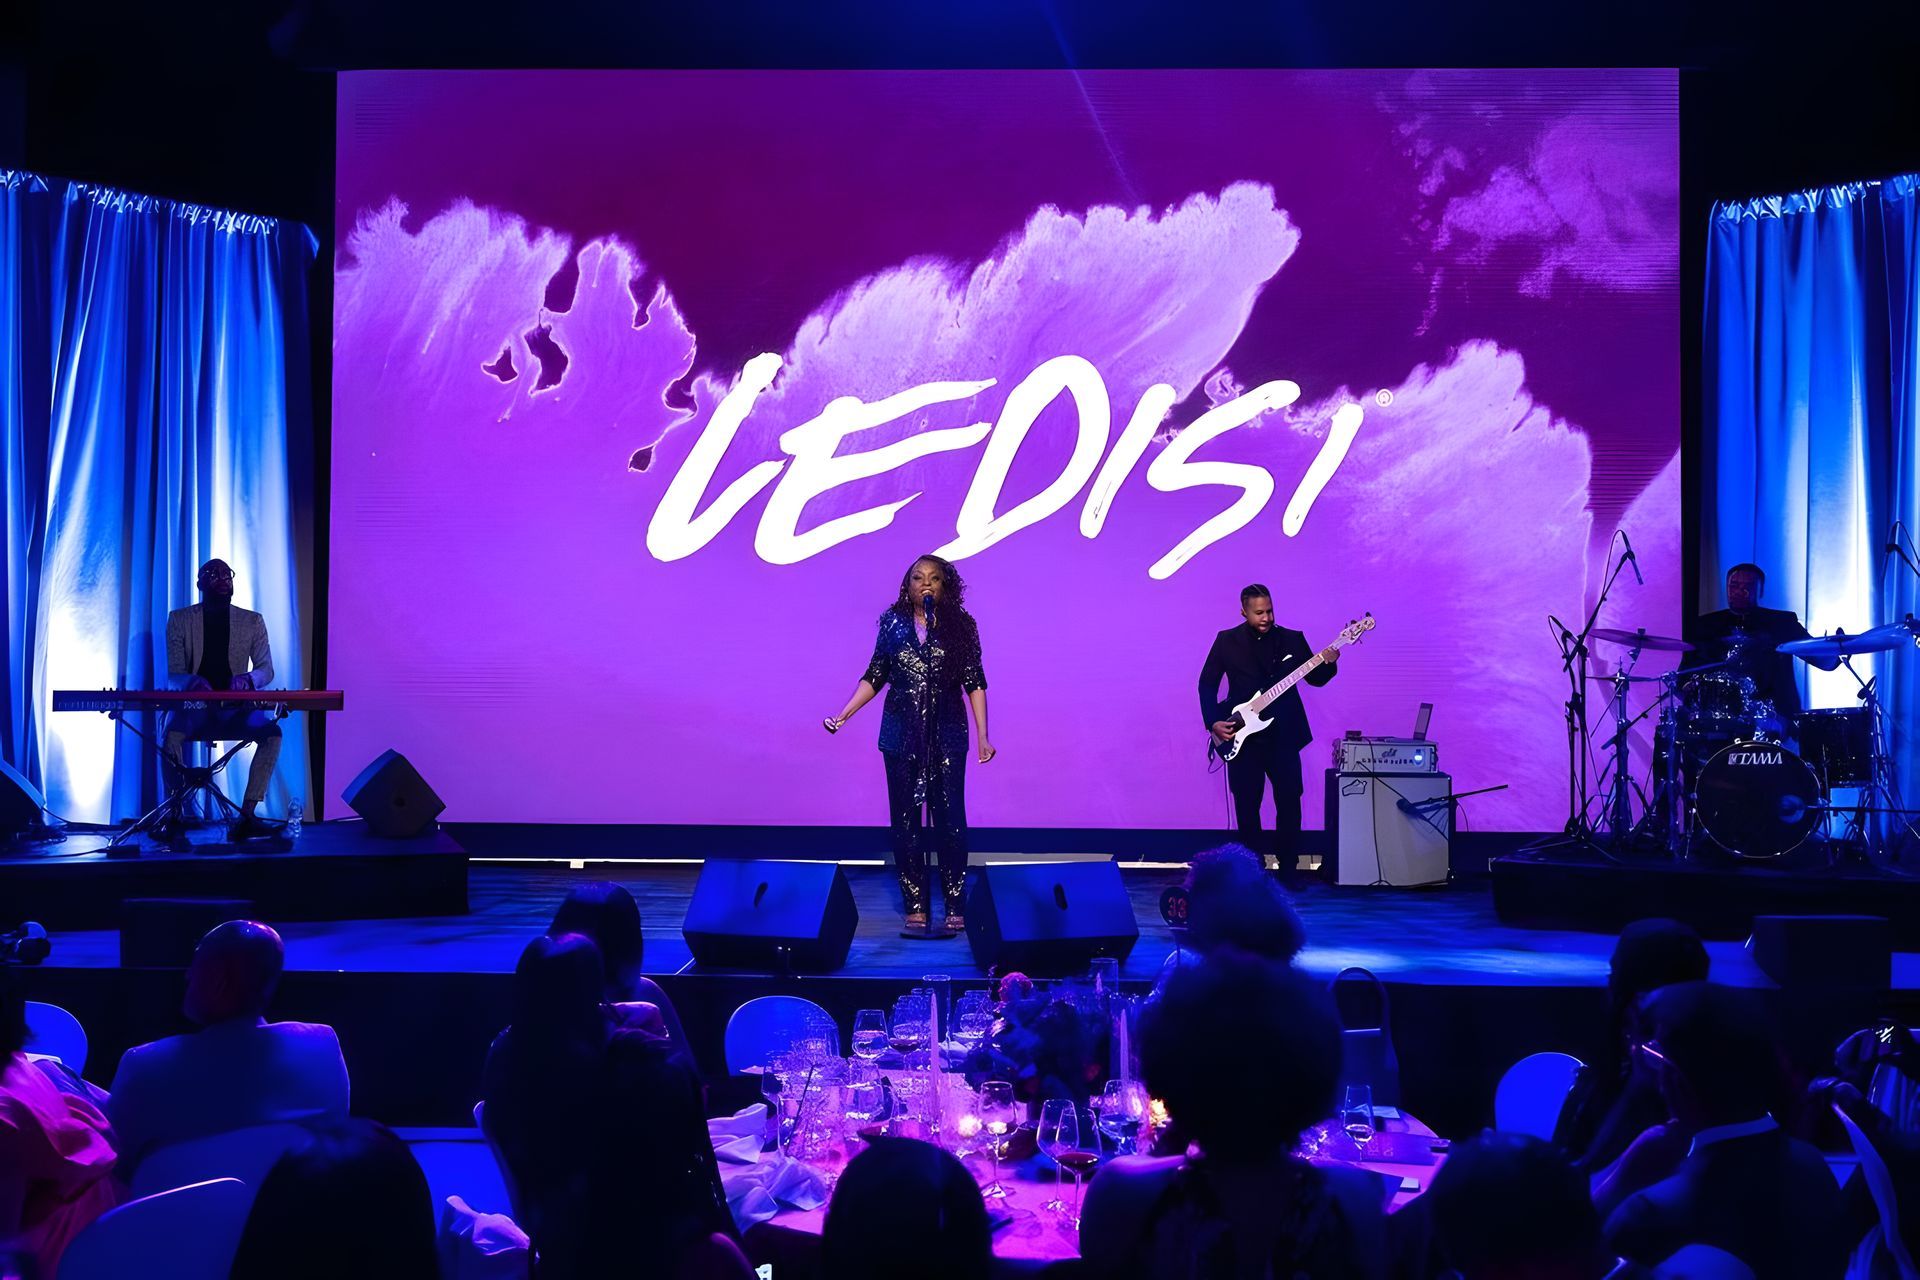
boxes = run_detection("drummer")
[1681,563,1837,716]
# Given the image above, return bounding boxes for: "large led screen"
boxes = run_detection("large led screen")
[330,70,1679,828]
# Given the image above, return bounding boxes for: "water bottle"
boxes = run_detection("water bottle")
[286,799,304,840]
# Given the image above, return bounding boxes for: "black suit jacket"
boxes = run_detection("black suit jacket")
[1198,622,1335,756]
[1603,1128,1847,1280]
[1681,606,1816,714]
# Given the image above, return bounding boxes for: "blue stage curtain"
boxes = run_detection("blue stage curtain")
[0,171,315,824]
[1703,172,1920,821]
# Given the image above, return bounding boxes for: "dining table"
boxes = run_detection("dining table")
[737,1104,1448,1277]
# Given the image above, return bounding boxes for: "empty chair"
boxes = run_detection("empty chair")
[22,1000,87,1072]
[59,1178,252,1280]
[1495,1051,1586,1140]
[723,994,835,1074]
[130,1122,316,1200]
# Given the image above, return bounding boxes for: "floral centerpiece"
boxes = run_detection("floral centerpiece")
[961,970,1114,1110]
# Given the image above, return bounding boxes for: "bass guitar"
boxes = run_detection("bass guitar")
[1211,614,1376,763]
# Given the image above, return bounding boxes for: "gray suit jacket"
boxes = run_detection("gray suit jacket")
[166,604,274,689]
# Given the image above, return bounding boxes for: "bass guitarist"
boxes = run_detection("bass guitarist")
[1198,583,1338,881]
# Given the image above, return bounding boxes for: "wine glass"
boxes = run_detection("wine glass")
[851,1009,889,1061]
[1341,1084,1375,1155]
[1038,1098,1078,1212]
[955,991,994,1050]
[763,1052,802,1153]
[890,993,930,1058]
[979,1080,1018,1199]
[798,1011,839,1064]
[1097,1080,1147,1155]
[1053,1105,1100,1228]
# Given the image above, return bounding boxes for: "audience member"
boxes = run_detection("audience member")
[549,881,693,1058]
[1154,843,1306,1005]
[1602,981,1846,1280]
[1556,918,1710,1177]
[1080,949,1386,1279]
[1428,1130,1615,1279]
[481,933,747,1280]
[229,1117,437,1280]
[107,920,349,1174]
[1181,843,1307,962]
[822,1137,992,1280]
[0,971,120,1277]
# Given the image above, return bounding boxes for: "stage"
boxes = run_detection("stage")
[16,843,1920,1137]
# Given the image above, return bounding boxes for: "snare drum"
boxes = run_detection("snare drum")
[1694,741,1820,859]
[1795,707,1873,787]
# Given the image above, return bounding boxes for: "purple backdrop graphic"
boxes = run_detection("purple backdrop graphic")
[330,70,1679,828]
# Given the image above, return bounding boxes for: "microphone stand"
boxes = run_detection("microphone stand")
[1525,544,1635,858]
[914,594,942,936]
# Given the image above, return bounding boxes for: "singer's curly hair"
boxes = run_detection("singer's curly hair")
[890,553,969,616]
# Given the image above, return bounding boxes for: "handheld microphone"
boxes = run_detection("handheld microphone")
[922,592,936,629]
[1620,531,1644,585]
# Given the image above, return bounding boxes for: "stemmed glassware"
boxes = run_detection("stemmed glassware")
[851,1009,889,1061]
[1341,1084,1375,1154]
[890,992,931,1058]
[954,991,993,1050]
[1038,1098,1077,1212]
[1041,1100,1098,1226]
[1097,1079,1149,1155]
[979,1080,1018,1199]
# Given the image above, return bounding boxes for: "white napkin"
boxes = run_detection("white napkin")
[708,1103,770,1164]
[707,1104,830,1229]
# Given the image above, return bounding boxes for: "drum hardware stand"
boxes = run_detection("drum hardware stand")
[1832,652,1898,866]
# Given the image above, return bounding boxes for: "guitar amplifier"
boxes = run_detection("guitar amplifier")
[1332,737,1438,774]
[1324,770,1451,887]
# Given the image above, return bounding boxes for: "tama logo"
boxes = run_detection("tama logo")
[1728,749,1784,765]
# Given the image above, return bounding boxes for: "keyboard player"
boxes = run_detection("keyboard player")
[163,558,280,841]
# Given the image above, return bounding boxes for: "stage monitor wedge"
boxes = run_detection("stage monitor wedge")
[1748,915,1891,988]
[341,749,445,838]
[964,860,1139,976]
[682,860,859,973]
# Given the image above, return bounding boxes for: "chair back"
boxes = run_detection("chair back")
[723,994,835,1075]
[130,1122,316,1201]
[473,1100,528,1223]
[1493,1051,1585,1139]
[1834,1102,1920,1280]
[1648,1244,1758,1279]
[23,999,87,1072]
[1328,968,1401,1107]
[60,1178,252,1280]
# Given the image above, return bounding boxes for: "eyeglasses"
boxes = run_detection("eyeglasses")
[200,568,235,582]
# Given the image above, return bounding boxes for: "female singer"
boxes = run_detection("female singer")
[824,555,996,937]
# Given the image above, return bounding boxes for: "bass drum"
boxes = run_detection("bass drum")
[1695,741,1821,860]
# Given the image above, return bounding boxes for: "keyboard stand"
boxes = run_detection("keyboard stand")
[105,707,271,854]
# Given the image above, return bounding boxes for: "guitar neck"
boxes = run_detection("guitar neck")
[1248,651,1329,717]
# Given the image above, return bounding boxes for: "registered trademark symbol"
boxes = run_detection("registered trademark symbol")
[1374,389,1393,407]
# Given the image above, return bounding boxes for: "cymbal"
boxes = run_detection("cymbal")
[1591,627,1693,653]
[1585,673,1671,683]
[1779,621,1917,660]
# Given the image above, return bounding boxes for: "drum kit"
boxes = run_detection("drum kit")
[1583,618,1918,863]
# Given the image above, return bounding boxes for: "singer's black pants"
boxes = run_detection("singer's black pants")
[882,749,969,917]
[1228,741,1303,876]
